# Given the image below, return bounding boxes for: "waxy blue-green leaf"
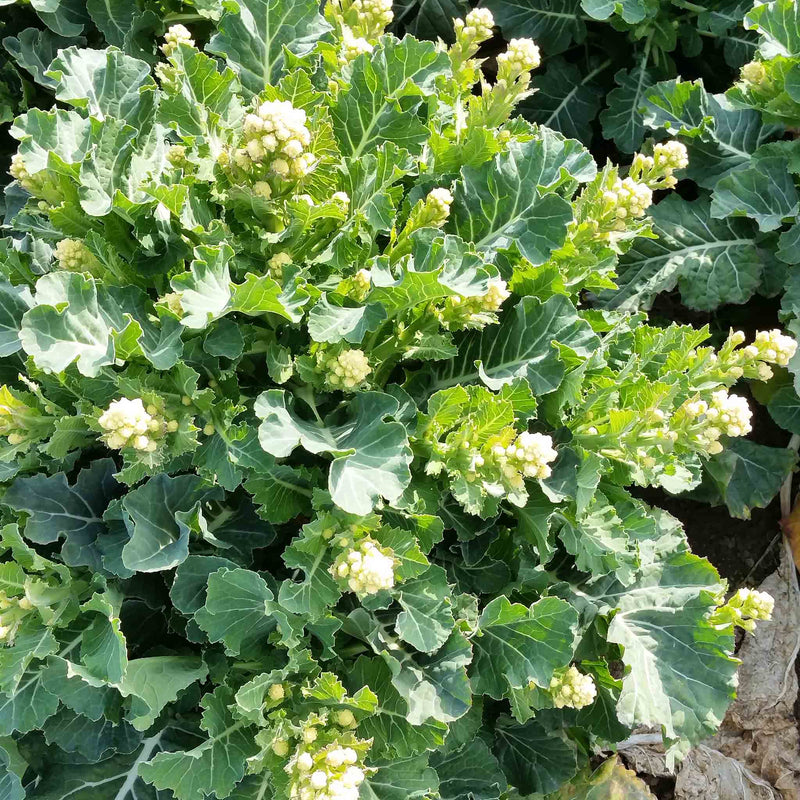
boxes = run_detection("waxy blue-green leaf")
[278,527,341,620]
[641,79,710,136]
[331,35,450,157]
[449,137,580,265]
[308,295,387,344]
[255,390,412,514]
[0,746,23,800]
[9,108,93,175]
[115,656,208,731]
[581,0,656,23]
[361,754,440,800]
[482,0,586,53]
[0,278,31,357]
[470,596,577,699]
[45,47,156,128]
[601,194,774,312]
[170,555,239,615]
[207,0,331,95]
[493,716,579,795]
[430,736,507,800]
[0,665,59,735]
[120,473,223,573]
[394,565,455,653]
[42,707,140,762]
[3,458,119,570]
[350,657,448,759]
[140,687,258,800]
[3,27,77,89]
[41,657,119,721]
[600,65,654,153]
[425,295,599,396]
[744,0,800,58]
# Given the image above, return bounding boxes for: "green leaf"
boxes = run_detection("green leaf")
[482,0,586,54]
[602,194,773,311]
[10,108,93,174]
[705,438,797,519]
[711,144,800,231]
[3,458,119,570]
[425,295,599,395]
[600,65,654,153]
[361,754,440,800]
[3,27,77,88]
[641,79,710,136]
[554,756,656,799]
[0,666,59,735]
[255,390,412,514]
[121,474,222,572]
[470,596,577,699]
[206,0,331,95]
[522,58,605,143]
[308,295,387,344]
[140,687,258,800]
[45,47,156,128]
[0,279,31,357]
[581,0,655,23]
[171,554,239,615]
[493,716,579,795]
[42,708,140,762]
[0,746,23,800]
[40,657,118,721]
[394,565,455,653]
[768,384,800,433]
[745,0,800,58]
[430,737,507,800]
[350,657,448,759]
[116,656,208,731]
[194,567,285,654]
[449,136,579,265]
[331,35,450,157]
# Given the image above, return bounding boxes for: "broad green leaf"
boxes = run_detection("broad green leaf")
[41,657,118,721]
[116,656,208,731]
[396,0,468,41]
[45,47,156,127]
[430,737,506,800]
[394,565,455,653]
[768,384,800,433]
[350,657,448,759]
[170,555,239,615]
[3,458,119,570]
[425,295,599,395]
[602,194,773,311]
[0,279,31,357]
[206,0,331,95]
[0,746,23,800]
[600,65,654,153]
[331,35,450,157]
[255,390,412,514]
[482,0,586,54]
[308,295,387,344]
[449,136,579,265]
[705,438,797,519]
[745,0,800,58]
[278,528,341,620]
[553,756,656,799]
[3,27,77,88]
[361,754,440,800]
[80,592,128,683]
[121,474,222,572]
[641,79,710,136]
[0,666,59,735]
[597,553,737,747]
[140,687,258,800]
[9,108,93,174]
[42,708,140,762]
[711,143,800,231]
[522,58,605,143]
[581,0,655,23]
[470,596,577,699]
[493,716,579,795]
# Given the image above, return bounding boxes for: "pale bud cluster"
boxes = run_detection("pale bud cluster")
[347,0,393,38]
[268,251,293,281]
[0,590,34,645]
[332,191,350,208]
[746,329,797,368]
[424,188,454,227]
[332,538,396,596]
[320,348,372,391]
[714,587,775,633]
[438,279,510,330]
[741,60,767,87]
[161,24,194,57]
[54,239,100,273]
[680,389,752,455]
[9,153,46,196]
[454,8,495,46]
[496,38,541,79]
[341,26,374,61]
[98,397,174,453]
[653,140,689,172]
[547,666,597,709]
[605,178,652,230]
[166,144,191,168]
[495,431,558,482]
[234,100,315,180]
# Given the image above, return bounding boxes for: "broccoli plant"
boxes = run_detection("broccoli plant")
[0,2,786,799]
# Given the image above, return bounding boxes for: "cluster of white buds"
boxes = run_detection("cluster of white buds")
[605,177,652,230]
[680,389,752,455]
[268,251,293,281]
[340,26,374,61]
[166,144,191,168]
[547,666,597,709]
[455,7,495,43]
[496,38,541,80]
[161,291,184,317]
[741,60,767,87]
[9,153,46,196]
[0,590,33,645]
[746,329,797,368]
[653,140,689,172]
[499,431,558,480]
[347,0,393,38]
[438,279,510,330]
[161,24,194,57]
[332,537,396,596]
[479,278,511,312]
[98,397,176,453]
[320,348,372,391]
[424,187,454,227]
[714,587,775,633]
[234,100,315,180]
[332,191,350,209]
[54,239,100,273]
[288,742,366,800]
